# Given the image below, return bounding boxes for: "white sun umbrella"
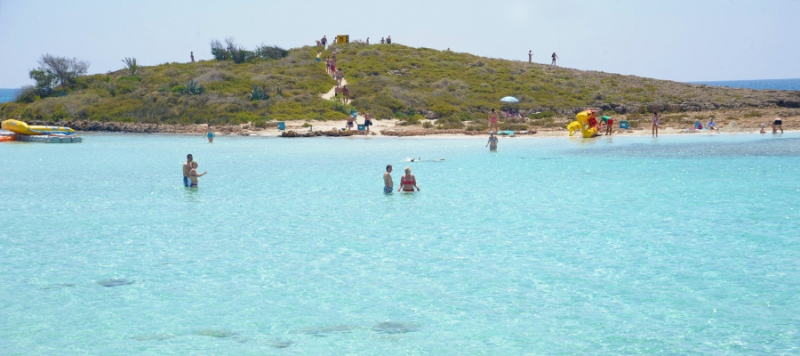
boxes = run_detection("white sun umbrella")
[500,96,519,103]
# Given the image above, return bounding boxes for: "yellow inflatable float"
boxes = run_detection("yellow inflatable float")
[567,110,600,138]
[1,119,75,135]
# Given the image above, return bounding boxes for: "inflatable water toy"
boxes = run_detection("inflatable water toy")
[498,130,515,136]
[1,119,75,135]
[0,135,15,142]
[567,110,600,138]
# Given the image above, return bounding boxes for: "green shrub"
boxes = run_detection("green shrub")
[499,122,528,131]
[323,111,348,120]
[430,102,457,118]
[422,121,433,128]
[253,119,267,128]
[466,123,488,131]
[436,115,465,129]
[531,111,555,119]
[405,114,424,125]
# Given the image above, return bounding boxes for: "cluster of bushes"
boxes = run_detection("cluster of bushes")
[211,38,288,64]
[16,54,90,103]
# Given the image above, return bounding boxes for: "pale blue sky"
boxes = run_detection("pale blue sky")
[1,0,798,88]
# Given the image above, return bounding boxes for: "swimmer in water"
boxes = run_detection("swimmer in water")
[183,154,193,187]
[398,166,420,192]
[486,131,498,151]
[206,125,215,143]
[189,162,207,188]
[383,164,393,194]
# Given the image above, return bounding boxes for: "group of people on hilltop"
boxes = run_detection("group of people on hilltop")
[527,50,560,65]
[317,35,392,47]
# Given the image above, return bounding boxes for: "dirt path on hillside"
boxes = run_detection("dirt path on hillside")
[317,52,376,135]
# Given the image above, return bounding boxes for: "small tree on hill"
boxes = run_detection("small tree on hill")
[36,54,90,89]
[122,57,139,76]
[211,40,229,60]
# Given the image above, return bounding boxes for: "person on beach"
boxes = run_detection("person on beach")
[398,167,420,193]
[551,52,559,66]
[183,154,194,187]
[364,112,373,132]
[206,126,215,143]
[706,117,717,130]
[383,165,393,193]
[189,161,207,188]
[652,112,660,137]
[773,118,783,133]
[486,131,498,151]
[335,69,344,86]
[386,36,392,44]
[346,115,356,130]
[488,109,500,133]
[528,50,532,63]
[760,123,767,134]
[601,116,614,135]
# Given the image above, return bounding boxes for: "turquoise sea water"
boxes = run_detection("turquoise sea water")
[690,78,800,91]
[1,133,799,354]
[0,88,20,103]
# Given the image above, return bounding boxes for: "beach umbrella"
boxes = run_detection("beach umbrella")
[500,96,519,103]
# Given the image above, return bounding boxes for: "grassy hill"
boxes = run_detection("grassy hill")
[2,43,798,129]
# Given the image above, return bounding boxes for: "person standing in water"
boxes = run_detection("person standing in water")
[398,167,420,193]
[652,112,660,137]
[383,164,393,194]
[488,109,499,133]
[206,125,215,143]
[189,162,207,188]
[486,131,498,151]
[183,154,194,187]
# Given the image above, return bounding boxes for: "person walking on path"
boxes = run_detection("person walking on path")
[183,154,194,187]
[191,52,195,63]
[488,109,500,133]
[652,112,660,137]
[486,131,498,151]
[383,165,393,194]
[341,85,350,104]
[551,52,559,66]
[528,50,532,63]
[398,167,420,193]
[335,68,344,87]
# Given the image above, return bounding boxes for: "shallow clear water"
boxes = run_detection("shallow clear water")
[1,133,799,354]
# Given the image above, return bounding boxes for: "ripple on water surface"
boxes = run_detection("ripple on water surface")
[1,133,799,354]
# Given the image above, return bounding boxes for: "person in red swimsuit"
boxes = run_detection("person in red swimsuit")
[398,167,420,192]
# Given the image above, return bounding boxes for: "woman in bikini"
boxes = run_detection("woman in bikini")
[488,109,499,133]
[398,167,420,193]
[652,112,659,138]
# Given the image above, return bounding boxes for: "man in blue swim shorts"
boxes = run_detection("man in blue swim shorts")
[383,164,393,193]
[183,154,193,187]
